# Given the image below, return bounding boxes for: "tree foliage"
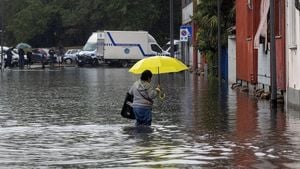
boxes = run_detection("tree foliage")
[1,0,181,48]
[193,0,235,76]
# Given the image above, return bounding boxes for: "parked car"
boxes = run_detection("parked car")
[31,48,49,64]
[64,49,81,64]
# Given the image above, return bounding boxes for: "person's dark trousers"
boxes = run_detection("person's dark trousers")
[133,106,152,126]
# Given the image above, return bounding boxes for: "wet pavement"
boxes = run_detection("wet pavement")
[0,67,299,168]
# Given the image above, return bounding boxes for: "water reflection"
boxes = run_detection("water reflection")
[0,67,299,168]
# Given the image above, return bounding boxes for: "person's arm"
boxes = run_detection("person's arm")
[147,84,160,99]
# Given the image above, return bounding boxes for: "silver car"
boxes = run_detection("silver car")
[64,49,81,64]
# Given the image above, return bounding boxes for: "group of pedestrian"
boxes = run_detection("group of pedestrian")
[5,47,32,69]
[4,45,65,69]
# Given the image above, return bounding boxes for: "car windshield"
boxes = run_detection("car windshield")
[82,43,96,51]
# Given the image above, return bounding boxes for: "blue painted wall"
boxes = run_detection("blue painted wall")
[221,48,228,82]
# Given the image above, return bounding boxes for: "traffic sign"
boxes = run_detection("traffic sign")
[180,25,192,42]
[180,29,189,42]
[180,25,192,37]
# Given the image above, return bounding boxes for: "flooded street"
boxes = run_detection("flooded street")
[0,67,299,168]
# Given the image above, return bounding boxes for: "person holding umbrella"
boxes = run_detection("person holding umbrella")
[18,48,25,69]
[26,50,32,68]
[16,43,31,69]
[48,48,56,68]
[128,70,161,126]
[127,56,188,126]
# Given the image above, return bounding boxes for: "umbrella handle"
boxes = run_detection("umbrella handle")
[158,67,160,85]
[159,91,166,100]
[157,67,165,99]
[157,88,166,100]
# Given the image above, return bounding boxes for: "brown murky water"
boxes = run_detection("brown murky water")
[0,67,299,168]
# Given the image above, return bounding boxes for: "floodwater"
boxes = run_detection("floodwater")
[0,67,299,169]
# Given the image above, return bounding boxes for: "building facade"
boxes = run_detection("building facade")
[235,0,286,95]
[286,0,300,109]
[181,0,200,70]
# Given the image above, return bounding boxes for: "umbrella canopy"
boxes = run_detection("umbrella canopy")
[16,43,31,49]
[16,42,31,53]
[129,56,188,74]
[16,43,32,53]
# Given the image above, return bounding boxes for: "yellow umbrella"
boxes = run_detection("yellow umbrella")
[129,55,188,75]
[129,56,188,99]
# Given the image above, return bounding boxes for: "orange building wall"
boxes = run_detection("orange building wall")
[236,0,261,84]
[236,0,286,89]
[275,0,286,90]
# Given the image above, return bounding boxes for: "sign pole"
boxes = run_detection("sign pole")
[170,0,174,57]
[270,0,277,106]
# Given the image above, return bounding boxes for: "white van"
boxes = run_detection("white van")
[77,30,166,67]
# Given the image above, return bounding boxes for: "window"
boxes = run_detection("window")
[151,44,162,53]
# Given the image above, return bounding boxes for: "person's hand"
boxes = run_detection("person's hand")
[155,84,161,92]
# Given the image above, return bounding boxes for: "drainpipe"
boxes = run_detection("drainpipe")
[270,0,277,105]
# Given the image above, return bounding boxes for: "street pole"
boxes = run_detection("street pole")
[270,0,277,106]
[192,0,198,70]
[217,0,222,83]
[170,0,174,57]
[1,0,4,72]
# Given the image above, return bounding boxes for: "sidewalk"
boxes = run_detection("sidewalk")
[0,64,76,71]
[29,63,76,69]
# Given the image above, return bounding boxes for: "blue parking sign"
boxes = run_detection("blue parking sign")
[180,29,189,42]
[180,25,192,37]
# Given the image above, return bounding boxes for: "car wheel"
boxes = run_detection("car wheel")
[92,58,99,66]
[64,58,72,64]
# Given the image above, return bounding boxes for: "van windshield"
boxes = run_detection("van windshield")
[151,44,162,53]
[82,42,96,51]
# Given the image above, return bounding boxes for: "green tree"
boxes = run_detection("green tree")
[193,0,235,76]
[3,0,182,48]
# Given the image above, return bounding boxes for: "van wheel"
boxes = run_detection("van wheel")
[121,61,129,68]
